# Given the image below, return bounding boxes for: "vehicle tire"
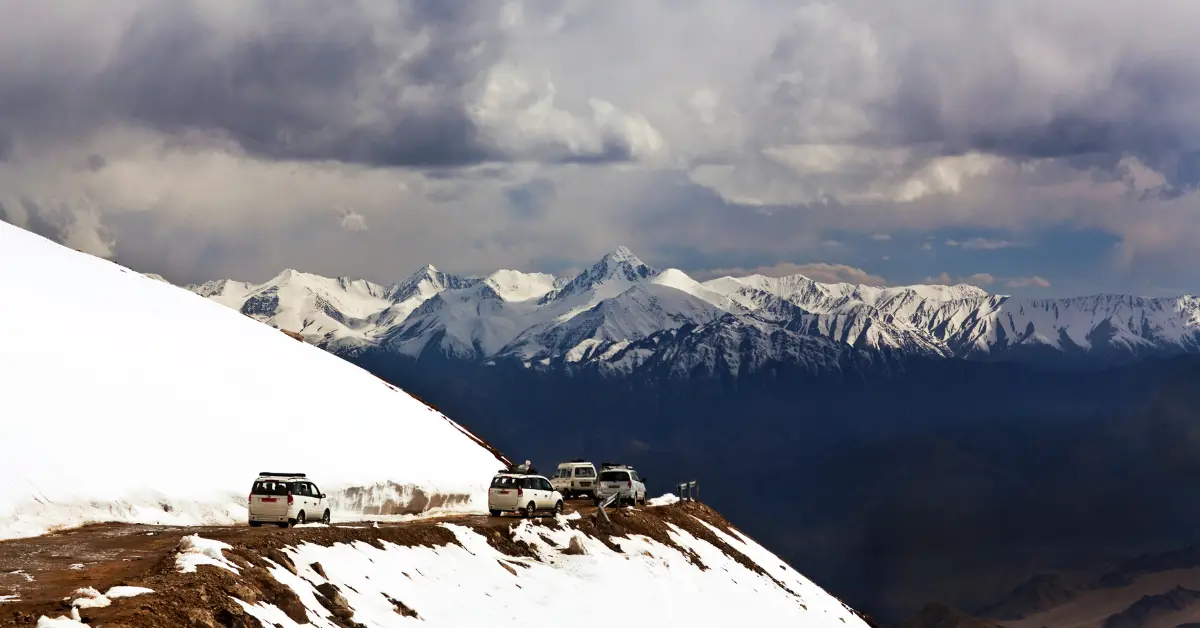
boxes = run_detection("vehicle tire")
[489,510,502,517]
[249,521,262,527]
[554,500,564,516]
[321,509,331,525]
[524,502,537,518]
[296,511,306,525]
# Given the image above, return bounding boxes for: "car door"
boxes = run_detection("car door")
[299,482,316,519]
[308,482,325,518]
[540,478,556,508]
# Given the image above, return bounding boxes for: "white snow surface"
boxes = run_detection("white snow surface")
[69,585,154,609]
[647,493,681,507]
[0,223,506,539]
[176,535,240,574]
[232,518,868,628]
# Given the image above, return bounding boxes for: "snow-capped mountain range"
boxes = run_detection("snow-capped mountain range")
[187,246,1200,376]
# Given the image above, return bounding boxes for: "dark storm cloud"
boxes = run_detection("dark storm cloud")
[0,1,644,169]
[93,2,499,168]
[505,179,556,218]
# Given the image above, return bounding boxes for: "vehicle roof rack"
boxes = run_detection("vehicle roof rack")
[569,458,586,463]
[259,472,306,478]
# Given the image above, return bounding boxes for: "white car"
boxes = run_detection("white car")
[550,460,598,500]
[247,472,330,527]
[594,464,647,506]
[488,472,564,518]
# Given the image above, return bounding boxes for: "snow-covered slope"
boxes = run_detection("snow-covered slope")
[66,502,871,628]
[241,509,869,628]
[187,247,1200,376]
[0,222,508,539]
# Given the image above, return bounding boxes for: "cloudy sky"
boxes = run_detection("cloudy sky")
[3,0,1200,296]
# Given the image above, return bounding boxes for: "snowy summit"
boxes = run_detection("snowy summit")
[188,247,1200,375]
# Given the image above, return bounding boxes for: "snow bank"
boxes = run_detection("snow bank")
[70,585,155,609]
[231,519,869,628]
[38,585,154,627]
[0,223,506,539]
[176,535,240,574]
[647,493,680,507]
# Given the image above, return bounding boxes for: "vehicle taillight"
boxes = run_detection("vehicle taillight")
[627,481,632,487]
[287,492,294,505]
[248,493,253,504]
[517,488,524,497]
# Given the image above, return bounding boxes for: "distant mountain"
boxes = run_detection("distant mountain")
[902,604,1006,628]
[185,246,1200,375]
[979,574,1080,620]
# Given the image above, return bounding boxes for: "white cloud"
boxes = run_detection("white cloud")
[338,209,368,232]
[946,238,1025,250]
[706,262,887,286]
[871,233,892,241]
[924,272,996,287]
[1006,276,1052,288]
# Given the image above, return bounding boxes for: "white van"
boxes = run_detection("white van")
[550,460,598,499]
[488,472,564,518]
[247,472,330,527]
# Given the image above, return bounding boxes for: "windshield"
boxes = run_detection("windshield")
[599,471,630,482]
[490,476,522,489]
[251,480,290,496]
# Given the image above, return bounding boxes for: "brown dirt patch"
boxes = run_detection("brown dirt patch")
[334,483,473,516]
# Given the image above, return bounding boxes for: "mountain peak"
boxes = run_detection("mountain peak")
[602,245,643,266]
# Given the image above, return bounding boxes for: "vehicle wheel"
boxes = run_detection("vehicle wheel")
[524,502,537,518]
[249,521,262,527]
[489,510,501,517]
[321,509,331,524]
[554,500,564,516]
[296,511,306,525]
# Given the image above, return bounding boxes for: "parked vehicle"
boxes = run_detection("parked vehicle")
[247,472,330,527]
[594,463,647,506]
[550,460,598,499]
[488,470,564,518]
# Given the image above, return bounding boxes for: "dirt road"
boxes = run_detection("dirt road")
[0,500,604,624]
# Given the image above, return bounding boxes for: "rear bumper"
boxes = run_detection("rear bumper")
[249,514,290,523]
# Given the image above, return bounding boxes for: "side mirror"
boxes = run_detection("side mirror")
[319,493,326,499]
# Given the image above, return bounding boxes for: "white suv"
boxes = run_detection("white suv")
[550,460,598,500]
[594,464,647,506]
[488,472,564,518]
[247,472,330,527]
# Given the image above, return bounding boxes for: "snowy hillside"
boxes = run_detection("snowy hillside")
[236,508,869,628]
[0,222,508,539]
[24,502,874,628]
[187,247,1200,376]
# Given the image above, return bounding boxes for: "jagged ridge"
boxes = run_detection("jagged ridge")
[185,247,1200,377]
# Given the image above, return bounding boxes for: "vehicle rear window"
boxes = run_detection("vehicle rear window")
[574,467,595,477]
[599,471,630,482]
[252,480,289,496]
[491,476,521,489]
